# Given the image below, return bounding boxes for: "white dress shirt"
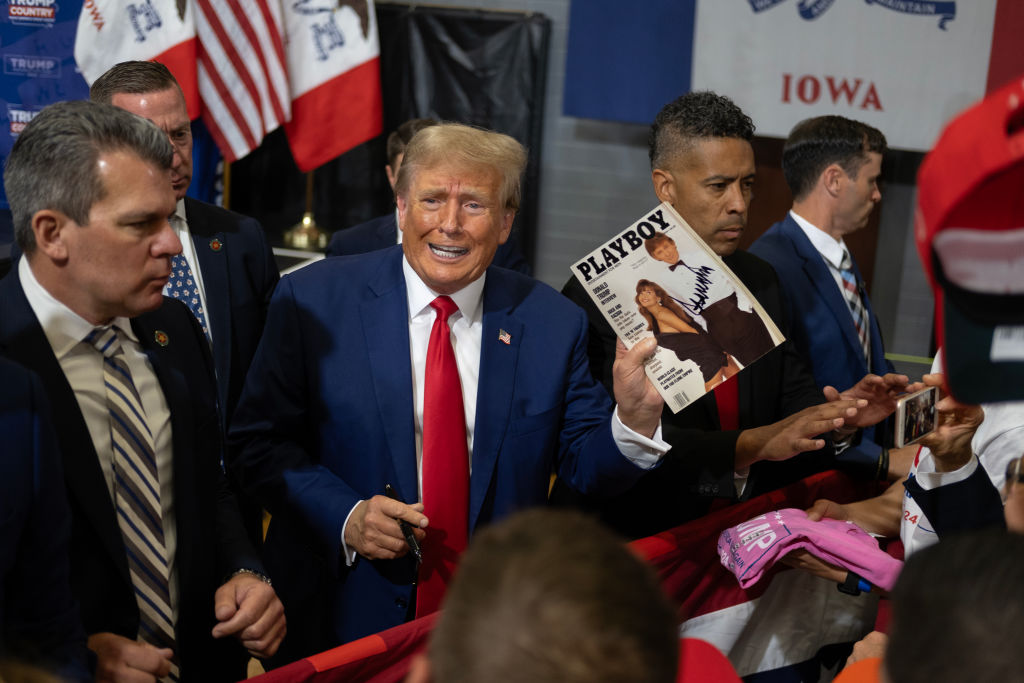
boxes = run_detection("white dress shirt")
[341,257,670,563]
[19,258,180,619]
[790,210,849,296]
[165,198,214,342]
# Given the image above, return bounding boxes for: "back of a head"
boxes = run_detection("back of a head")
[4,100,173,254]
[387,118,439,166]
[648,91,755,170]
[782,115,887,201]
[429,509,678,683]
[394,123,527,212]
[885,529,1024,683]
[89,60,181,103]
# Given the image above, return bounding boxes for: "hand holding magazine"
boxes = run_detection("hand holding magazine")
[572,202,784,413]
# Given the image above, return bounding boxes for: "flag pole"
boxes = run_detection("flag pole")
[284,171,328,251]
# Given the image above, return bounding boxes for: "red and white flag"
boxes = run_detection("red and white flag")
[194,0,291,163]
[74,0,200,118]
[282,0,383,172]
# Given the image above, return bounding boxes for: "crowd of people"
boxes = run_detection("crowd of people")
[1,58,1021,683]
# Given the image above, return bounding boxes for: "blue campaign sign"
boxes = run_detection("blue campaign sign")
[1,1,90,212]
[563,0,697,125]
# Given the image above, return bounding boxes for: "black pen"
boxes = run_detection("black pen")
[385,483,423,564]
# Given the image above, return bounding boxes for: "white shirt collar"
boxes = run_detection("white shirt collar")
[19,257,139,360]
[401,255,486,323]
[790,210,848,270]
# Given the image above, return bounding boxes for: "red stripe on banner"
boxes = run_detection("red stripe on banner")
[152,38,200,121]
[201,3,265,132]
[986,0,1024,93]
[308,635,387,672]
[284,58,384,172]
[255,0,289,92]
[197,54,259,161]
[224,0,287,125]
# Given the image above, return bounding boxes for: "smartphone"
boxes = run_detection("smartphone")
[892,386,939,448]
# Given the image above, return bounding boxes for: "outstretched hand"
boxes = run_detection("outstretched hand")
[824,373,919,429]
[735,399,865,469]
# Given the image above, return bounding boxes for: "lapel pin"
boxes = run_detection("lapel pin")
[209,238,223,252]
[498,329,511,345]
[154,330,169,347]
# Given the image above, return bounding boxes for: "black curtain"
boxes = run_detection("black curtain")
[229,3,550,267]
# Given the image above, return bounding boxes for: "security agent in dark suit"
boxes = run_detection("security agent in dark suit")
[91,60,278,551]
[751,116,895,473]
[555,92,908,539]
[89,60,279,430]
[326,118,532,274]
[0,357,90,681]
[0,100,285,681]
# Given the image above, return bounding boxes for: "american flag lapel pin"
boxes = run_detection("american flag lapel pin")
[498,328,511,345]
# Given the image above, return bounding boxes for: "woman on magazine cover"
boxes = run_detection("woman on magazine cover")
[635,279,740,391]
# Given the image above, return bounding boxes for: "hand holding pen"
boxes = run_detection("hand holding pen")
[342,489,428,562]
[386,484,423,564]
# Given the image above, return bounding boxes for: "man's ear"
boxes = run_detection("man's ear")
[404,652,432,683]
[386,164,399,191]
[651,168,677,205]
[822,164,845,198]
[498,210,515,245]
[396,195,409,232]
[32,209,71,262]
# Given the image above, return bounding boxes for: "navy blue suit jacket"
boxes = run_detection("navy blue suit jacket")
[0,271,261,682]
[0,357,90,680]
[184,198,278,425]
[325,211,532,275]
[751,215,893,464]
[229,246,645,656]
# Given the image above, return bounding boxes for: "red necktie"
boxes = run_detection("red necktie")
[416,295,469,617]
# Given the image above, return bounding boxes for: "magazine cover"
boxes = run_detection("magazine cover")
[571,202,784,413]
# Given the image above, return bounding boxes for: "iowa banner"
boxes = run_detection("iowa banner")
[565,0,1024,151]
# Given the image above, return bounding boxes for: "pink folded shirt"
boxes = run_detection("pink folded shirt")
[717,508,903,591]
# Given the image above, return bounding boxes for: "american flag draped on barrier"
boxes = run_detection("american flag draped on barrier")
[245,471,882,683]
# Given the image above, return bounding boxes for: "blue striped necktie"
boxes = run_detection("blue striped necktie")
[86,326,178,680]
[839,250,871,368]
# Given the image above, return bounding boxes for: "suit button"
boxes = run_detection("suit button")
[395,598,407,609]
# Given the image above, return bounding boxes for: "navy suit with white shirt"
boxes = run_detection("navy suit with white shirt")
[229,246,656,658]
[0,266,261,682]
[751,212,893,465]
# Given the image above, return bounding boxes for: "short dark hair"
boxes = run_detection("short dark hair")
[886,529,1024,683]
[90,60,182,104]
[649,91,755,170]
[781,115,887,201]
[429,509,679,683]
[4,100,173,253]
[386,118,438,167]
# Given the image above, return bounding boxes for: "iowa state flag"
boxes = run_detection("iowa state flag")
[74,0,199,119]
[282,0,383,172]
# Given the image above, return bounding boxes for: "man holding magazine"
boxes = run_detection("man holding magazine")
[555,91,910,539]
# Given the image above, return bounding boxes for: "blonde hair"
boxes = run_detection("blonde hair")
[394,123,527,211]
